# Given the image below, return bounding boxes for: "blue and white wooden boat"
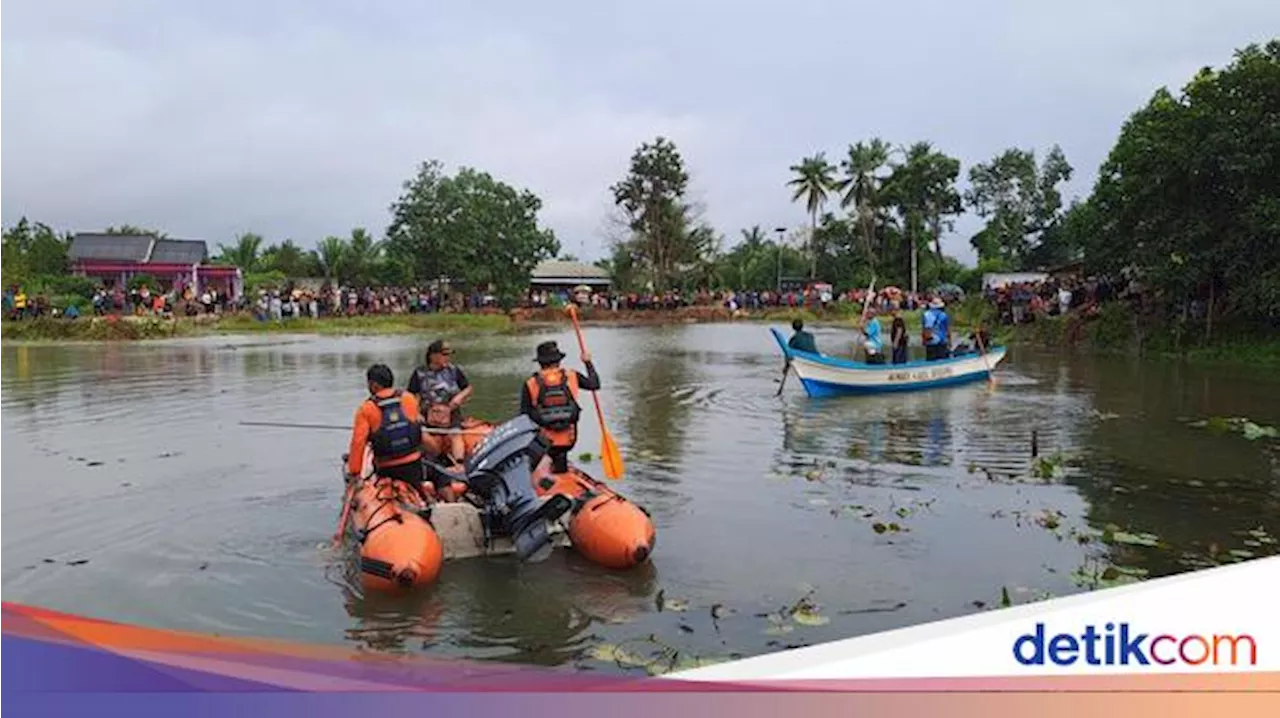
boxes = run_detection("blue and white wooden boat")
[770,327,1006,397]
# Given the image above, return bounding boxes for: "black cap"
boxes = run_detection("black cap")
[535,341,566,365]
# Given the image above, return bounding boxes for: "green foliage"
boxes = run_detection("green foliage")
[259,240,319,278]
[788,152,838,278]
[610,137,718,291]
[214,233,264,272]
[31,274,100,299]
[1082,40,1280,322]
[244,270,288,292]
[964,145,1073,268]
[126,274,159,291]
[3,218,71,286]
[386,160,559,299]
[104,225,168,238]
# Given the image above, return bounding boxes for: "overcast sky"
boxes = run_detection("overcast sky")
[3,1,1277,264]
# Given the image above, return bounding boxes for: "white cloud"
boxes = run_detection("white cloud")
[3,0,1278,265]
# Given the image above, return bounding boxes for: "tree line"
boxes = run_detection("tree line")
[5,40,1275,324]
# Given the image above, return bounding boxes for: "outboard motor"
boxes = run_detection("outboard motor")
[458,415,572,562]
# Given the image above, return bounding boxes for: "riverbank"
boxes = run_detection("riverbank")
[1,305,884,342]
[1003,303,1280,369]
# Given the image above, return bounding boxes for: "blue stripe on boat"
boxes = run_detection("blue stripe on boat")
[798,371,993,397]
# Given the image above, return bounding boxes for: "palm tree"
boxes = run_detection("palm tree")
[214,232,264,272]
[787,153,836,279]
[836,139,892,270]
[315,236,348,281]
[345,228,384,285]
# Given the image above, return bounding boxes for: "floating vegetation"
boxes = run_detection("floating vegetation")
[1071,559,1149,590]
[577,452,594,462]
[1031,453,1070,481]
[587,637,732,675]
[654,589,690,613]
[1188,416,1279,441]
[758,587,833,634]
[1101,524,1162,548]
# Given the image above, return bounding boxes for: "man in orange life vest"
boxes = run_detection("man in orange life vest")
[519,341,601,474]
[346,364,454,500]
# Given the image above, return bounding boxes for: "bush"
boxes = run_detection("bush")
[127,274,159,291]
[245,270,287,293]
[29,274,100,299]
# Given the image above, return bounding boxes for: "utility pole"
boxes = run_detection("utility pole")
[774,227,787,293]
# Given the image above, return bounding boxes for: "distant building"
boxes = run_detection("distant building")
[68,233,243,297]
[982,272,1049,290]
[530,260,611,294]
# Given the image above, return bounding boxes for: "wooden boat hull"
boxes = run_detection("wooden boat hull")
[770,327,1006,397]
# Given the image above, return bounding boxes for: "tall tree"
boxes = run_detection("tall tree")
[836,139,892,268]
[386,160,558,300]
[883,142,964,287]
[964,146,1073,268]
[259,239,314,278]
[610,137,714,290]
[1083,41,1280,326]
[214,233,264,272]
[787,153,837,278]
[2,218,69,286]
[315,236,348,281]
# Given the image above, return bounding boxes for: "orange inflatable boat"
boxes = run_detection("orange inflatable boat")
[340,416,656,591]
[431,417,656,570]
[343,467,443,591]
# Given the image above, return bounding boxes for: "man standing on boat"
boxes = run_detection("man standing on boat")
[407,340,473,465]
[921,297,951,361]
[787,318,819,354]
[347,364,443,499]
[890,305,909,364]
[520,341,601,474]
[860,306,886,364]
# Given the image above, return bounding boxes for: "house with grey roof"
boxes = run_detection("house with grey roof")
[69,233,243,297]
[530,260,612,293]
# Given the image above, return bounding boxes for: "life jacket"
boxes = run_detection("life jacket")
[413,366,461,406]
[528,369,580,431]
[367,391,420,461]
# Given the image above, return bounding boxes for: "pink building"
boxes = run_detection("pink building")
[68,233,243,298]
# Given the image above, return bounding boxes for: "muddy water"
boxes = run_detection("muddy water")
[3,324,1278,670]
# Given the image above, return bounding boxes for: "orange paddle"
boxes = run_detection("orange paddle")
[566,305,624,480]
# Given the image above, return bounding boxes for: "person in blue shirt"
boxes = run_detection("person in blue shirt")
[921,297,951,361]
[860,306,886,364]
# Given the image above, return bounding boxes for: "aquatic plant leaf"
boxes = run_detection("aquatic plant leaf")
[792,608,831,627]
[589,644,650,667]
[577,452,594,462]
[1228,549,1255,560]
[1242,422,1278,440]
[1000,586,1012,608]
[1113,565,1149,577]
[872,522,887,534]
[764,624,795,636]
[1107,531,1160,547]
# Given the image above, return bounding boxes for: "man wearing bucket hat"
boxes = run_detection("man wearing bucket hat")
[519,340,601,473]
[921,296,952,361]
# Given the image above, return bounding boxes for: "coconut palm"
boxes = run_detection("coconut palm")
[836,139,892,268]
[315,236,348,281]
[214,232,264,272]
[787,153,837,278]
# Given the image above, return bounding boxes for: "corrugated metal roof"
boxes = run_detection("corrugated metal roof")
[149,239,208,264]
[531,260,611,280]
[68,234,153,262]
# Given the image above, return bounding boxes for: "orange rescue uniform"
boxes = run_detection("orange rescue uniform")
[347,388,424,476]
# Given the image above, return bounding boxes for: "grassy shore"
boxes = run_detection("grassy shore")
[1004,304,1280,369]
[0,313,512,342]
[5,303,1273,369]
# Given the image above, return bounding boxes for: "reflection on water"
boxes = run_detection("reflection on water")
[3,327,1278,670]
